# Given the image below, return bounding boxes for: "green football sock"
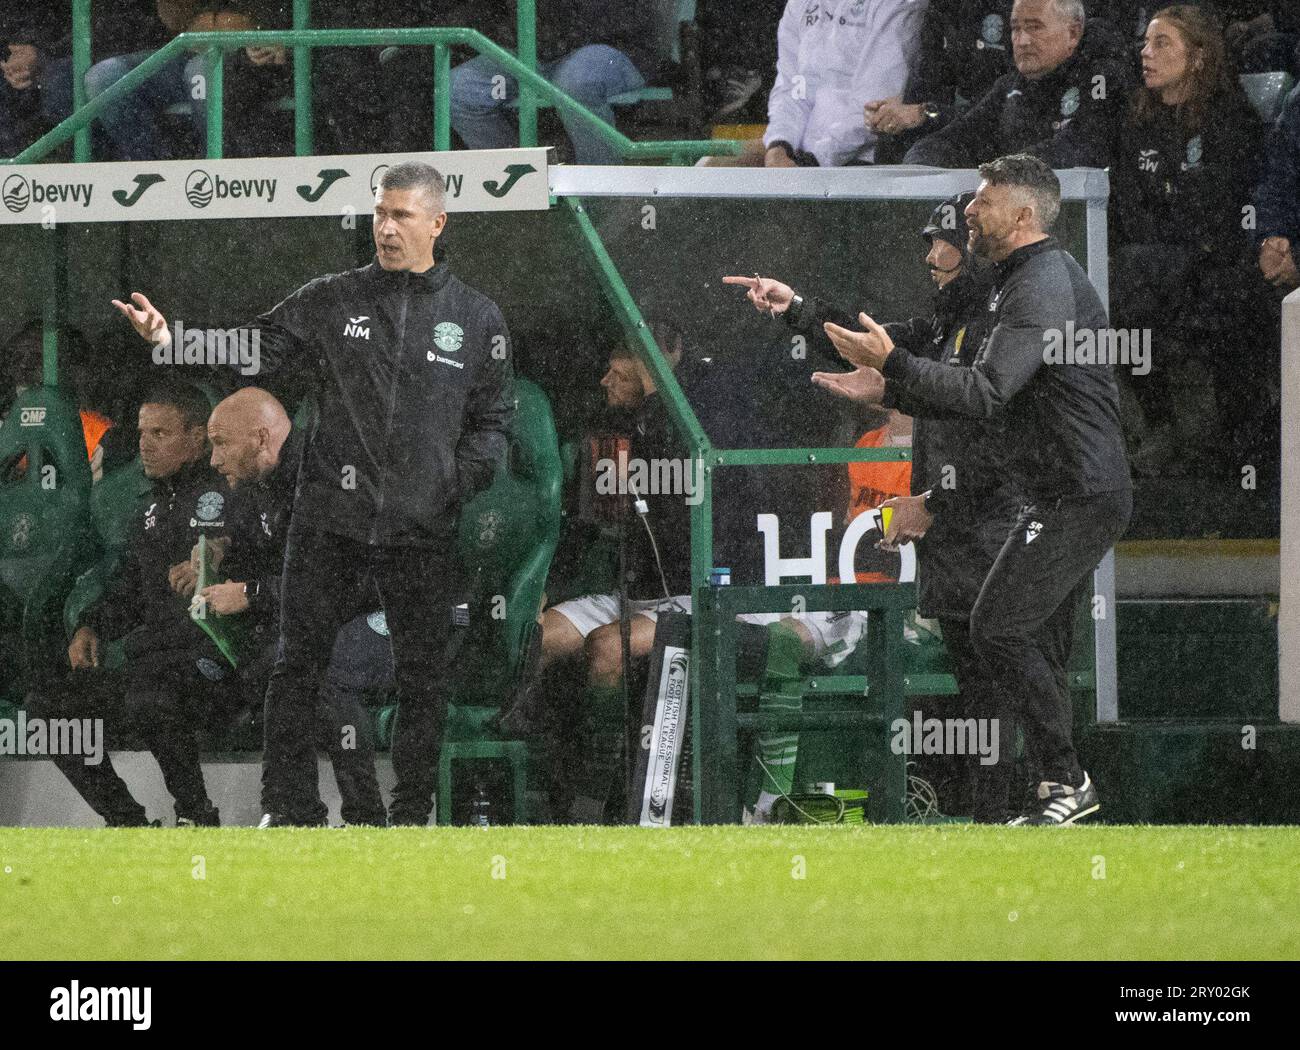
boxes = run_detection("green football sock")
[747,622,806,811]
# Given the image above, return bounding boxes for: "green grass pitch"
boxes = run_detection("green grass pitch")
[2,825,1298,960]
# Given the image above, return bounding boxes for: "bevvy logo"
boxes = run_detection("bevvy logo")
[3,173,94,214]
[185,169,278,209]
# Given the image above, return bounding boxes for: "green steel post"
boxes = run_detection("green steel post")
[292,0,314,156]
[561,197,709,453]
[433,42,451,151]
[516,0,538,147]
[41,228,68,387]
[72,0,92,162]
[688,472,714,823]
[205,46,225,159]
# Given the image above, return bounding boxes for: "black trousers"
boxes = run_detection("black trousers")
[25,645,238,825]
[317,615,395,825]
[938,616,1018,824]
[262,528,464,825]
[969,489,1132,790]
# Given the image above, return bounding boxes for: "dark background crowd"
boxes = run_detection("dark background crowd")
[1,1,1296,482]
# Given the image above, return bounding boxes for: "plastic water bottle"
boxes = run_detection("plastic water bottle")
[470,782,491,827]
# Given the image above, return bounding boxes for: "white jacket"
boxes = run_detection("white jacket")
[765,0,928,166]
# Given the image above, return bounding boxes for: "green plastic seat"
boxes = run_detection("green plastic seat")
[62,454,152,673]
[1241,72,1296,124]
[0,387,95,688]
[436,377,564,824]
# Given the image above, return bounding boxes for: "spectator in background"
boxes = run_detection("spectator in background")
[85,1,290,161]
[0,1,175,158]
[1257,84,1300,293]
[1221,2,1299,75]
[868,0,1015,163]
[0,4,75,157]
[698,1,786,124]
[1109,5,1265,473]
[1097,2,1299,73]
[904,0,1132,167]
[707,0,928,167]
[311,1,467,156]
[448,1,664,164]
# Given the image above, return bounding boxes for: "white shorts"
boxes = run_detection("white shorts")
[547,595,867,668]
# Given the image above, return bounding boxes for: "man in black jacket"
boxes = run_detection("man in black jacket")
[25,382,239,826]
[822,155,1131,825]
[113,161,515,826]
[728,194,1025,821]
[868,0,1016,163]
[904,0,1132,167]
[202,386,388,826]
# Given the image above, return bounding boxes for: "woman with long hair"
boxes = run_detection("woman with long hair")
[1109,4,1268,475]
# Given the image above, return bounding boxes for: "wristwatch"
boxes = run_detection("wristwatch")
[785,293,805,325]
[921,101,941,123]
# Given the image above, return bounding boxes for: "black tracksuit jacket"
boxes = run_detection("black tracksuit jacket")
[80,456,232,658]
[880,237,1132,504]
[902,1,1016,132]
[219,259,515,548]
[785,266,1021,617]
[903,19,1133,168]
[220,428,305,640]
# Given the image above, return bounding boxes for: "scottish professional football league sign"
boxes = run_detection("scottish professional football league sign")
[0,147,549,223]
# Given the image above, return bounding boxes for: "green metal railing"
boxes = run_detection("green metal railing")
[564,196,917,824]
[12,0,739,165]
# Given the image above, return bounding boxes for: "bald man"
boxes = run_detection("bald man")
[205,388,388,827]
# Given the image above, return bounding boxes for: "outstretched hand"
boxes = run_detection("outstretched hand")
[824,312,894,370]
[111,292,170,345]
[722,274,795,317]
[811,366,885,405]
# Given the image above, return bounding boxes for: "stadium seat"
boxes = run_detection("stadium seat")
[390,376,560,822]
[1241,72,1296,124]
[62,455,152,672]
[0,387,96,688]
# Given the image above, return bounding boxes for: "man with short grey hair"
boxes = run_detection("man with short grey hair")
[113,160,516,826]
[818,153,1131,825]
[904,0,1131,167]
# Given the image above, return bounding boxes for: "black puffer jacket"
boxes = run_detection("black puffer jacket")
[902,0,1016,133]
[904,18,1134,167]
[82,456,232,657]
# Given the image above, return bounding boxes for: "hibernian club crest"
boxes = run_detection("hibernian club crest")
[196,490,225,522]
[433,321,464,353]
